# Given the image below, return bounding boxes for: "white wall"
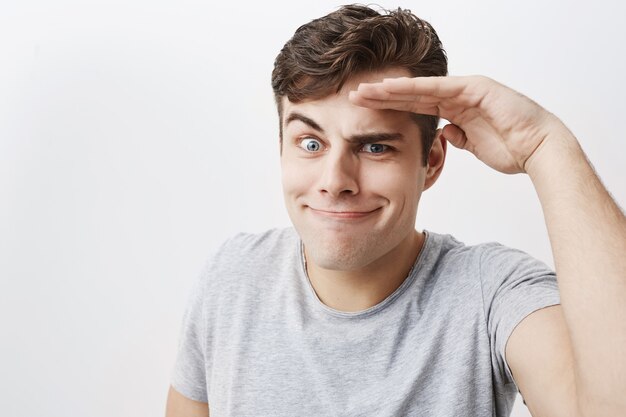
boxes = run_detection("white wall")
[1,0,624,416]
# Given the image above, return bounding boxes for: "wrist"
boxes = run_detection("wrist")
[524,117,583,182]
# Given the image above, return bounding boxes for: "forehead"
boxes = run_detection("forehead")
[281,68,416,134]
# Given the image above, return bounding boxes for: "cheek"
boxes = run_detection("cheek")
[280,157,315,196]
[362,162,425,200]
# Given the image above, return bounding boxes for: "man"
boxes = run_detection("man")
[166,5,626,417]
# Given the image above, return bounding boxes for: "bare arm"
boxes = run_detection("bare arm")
[165,385,209,417]
[350,75,626,417]
[523,122,626,416]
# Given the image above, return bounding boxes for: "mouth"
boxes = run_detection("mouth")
[307,206,381,219]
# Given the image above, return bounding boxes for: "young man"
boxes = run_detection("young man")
[166,5,626,417]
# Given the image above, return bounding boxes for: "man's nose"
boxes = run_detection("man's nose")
[318,149,359,198]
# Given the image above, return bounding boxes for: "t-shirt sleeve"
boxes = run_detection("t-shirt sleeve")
[478,243,561,389]
[170,262,210,403]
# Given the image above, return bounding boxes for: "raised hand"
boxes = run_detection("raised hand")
[349,75,571,174]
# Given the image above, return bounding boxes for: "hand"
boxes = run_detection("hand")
[349,75,568,174]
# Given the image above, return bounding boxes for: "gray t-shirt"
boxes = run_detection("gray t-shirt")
[171,228,560,416]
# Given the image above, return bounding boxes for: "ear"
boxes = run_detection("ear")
[423,128,447,191]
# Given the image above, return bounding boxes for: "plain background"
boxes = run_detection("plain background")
[1,0,624,416]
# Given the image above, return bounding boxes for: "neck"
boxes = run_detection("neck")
[305,230,424,312]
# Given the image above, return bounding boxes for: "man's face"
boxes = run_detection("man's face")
[280,68,439,272]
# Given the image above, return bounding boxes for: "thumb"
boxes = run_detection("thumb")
[441,123,468,150]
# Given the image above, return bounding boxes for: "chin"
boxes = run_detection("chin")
[306,248,369,271]
[302,232,386,271]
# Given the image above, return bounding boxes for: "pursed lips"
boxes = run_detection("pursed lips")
[306,206,381,219]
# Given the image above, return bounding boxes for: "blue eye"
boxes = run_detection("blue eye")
[300,138,322,152]
[362,143,387,153]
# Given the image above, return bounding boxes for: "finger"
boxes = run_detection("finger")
[355,82,441,102]
[348,95,441,117]
[441,123,468,150]
[352,89,443,105]
[356,76,485,108]
[350,92,442,108]
[380,76,468,98]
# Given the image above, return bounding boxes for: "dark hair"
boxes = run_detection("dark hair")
[271,4,448,165]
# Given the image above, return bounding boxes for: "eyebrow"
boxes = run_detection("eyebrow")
[285,111,404,144]
[285,112,325,133]
[345,132,404,144]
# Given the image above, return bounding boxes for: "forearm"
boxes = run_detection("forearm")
[525,121,626,416]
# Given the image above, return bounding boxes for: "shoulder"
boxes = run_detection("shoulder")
[425,231,493,270]
[425,232,554,292]
[476,241,553,281]
[431,231,549,270]
[212,227,299,263]
[197,227,300,289]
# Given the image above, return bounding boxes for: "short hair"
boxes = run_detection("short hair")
[271,4,448,165]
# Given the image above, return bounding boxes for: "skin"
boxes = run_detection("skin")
[166,74,626,417]
[350,75,626,417]
[280,68,445,312]
[165,386,208,417]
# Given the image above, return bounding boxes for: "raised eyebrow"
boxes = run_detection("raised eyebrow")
[347,132,404,144]
[284,112,325,133]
